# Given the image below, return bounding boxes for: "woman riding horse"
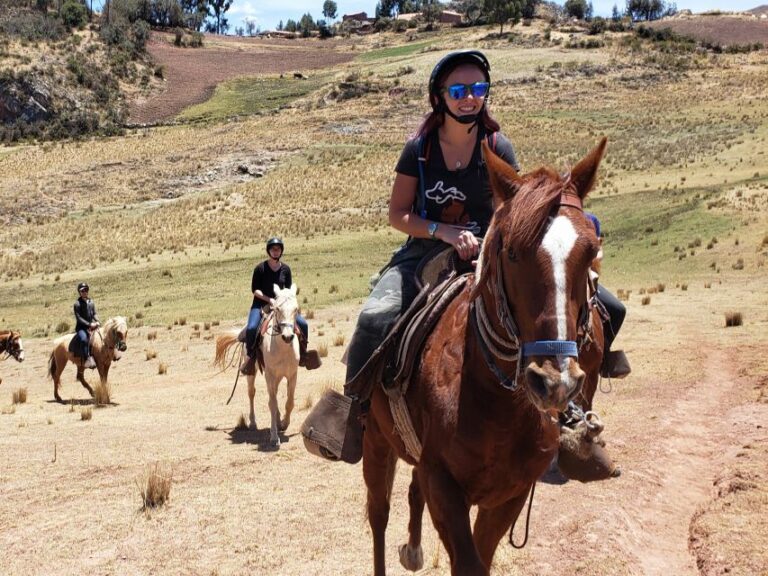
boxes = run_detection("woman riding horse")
[304,50,627,463]
[240,237,319,375]
[74,282,100,369]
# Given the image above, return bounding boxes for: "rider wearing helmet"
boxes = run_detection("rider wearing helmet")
[73,282,100,369]
[303,50,519,462]
[240,237,315,375]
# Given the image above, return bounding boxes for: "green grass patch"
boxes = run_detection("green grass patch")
[0,229,403,335]
[178,73,331,122]
[356,40,435,62]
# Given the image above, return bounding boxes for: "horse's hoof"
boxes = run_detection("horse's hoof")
[270,437,280,447]
[249,422,257,431]
[399,543,424,572]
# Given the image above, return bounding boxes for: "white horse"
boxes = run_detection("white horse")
[215,285,300,446]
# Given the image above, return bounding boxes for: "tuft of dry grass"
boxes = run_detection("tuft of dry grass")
[12,388,27,405]
[301,395,313,411]
[147,330,158,341]
[137,463,173,510]
[317,341,329,357]
[235,413,248,430]
[1,404,16,415]
[724,312,743,327]
[641,296,651,306]
[80,407,92,421]
[146,348,158,360]
[333,334,345,347]
[158,362,168,375]
[93,382,111,406]
[681,283,688,291]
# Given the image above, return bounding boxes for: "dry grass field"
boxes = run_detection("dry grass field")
[1,21,767,576]
[649,13,768,47]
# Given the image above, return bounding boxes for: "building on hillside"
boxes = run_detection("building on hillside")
[342,11,370,22]
[439,10,463,24]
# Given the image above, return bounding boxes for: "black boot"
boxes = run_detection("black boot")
[600,350,631,379]
[299,337,322,370]
[240,356,256,376]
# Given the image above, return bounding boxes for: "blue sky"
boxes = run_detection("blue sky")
[90,1,762,34]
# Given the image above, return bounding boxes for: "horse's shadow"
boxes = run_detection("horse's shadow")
[211,426,298,452]
[46,398,120,407]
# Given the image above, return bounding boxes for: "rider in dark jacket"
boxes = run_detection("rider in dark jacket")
[74,282,100,369]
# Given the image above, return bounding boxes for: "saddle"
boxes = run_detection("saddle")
[302,246,471,463]
[67,329,94,355]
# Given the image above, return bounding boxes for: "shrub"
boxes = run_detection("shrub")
[724,312,743,327]
[137,463,172,510]
[12,388,28,404]
[93,382,111,406]
[732,258,744,270]
[317,341,328,357]
[61,0,88,29]
[145,348,157,360]
[333,334,345,347]
[158,361,168,375]
[55,320,70,334]
[641,296,651,305]
[80,407,92,420]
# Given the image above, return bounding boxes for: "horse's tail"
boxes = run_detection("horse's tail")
[214,331,241,370]
[48,350,56,380]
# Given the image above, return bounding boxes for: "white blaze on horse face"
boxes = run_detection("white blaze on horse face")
[541,215,578,372]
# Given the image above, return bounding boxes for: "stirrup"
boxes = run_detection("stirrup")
[301,389,363,463]
[84,356,97,369]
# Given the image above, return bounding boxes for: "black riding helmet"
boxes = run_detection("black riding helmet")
[266,237,284,257]
[428,50,491,113]
[77,282,89,293]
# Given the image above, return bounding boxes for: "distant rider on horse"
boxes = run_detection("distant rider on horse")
[240,237,319,375]
[74,282,100,369]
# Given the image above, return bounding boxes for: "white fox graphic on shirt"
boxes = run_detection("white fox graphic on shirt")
[425,180,466,204]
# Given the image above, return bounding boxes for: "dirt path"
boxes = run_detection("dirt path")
[614,349,737,575]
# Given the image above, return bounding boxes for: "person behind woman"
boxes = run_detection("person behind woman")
[585,213,630,378]
[240,237,317,376]
[74,282,100,369]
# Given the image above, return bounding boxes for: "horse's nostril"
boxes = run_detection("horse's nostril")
[525,366,548,400]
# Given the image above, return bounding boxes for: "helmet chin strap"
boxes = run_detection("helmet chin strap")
[441,100,484,133]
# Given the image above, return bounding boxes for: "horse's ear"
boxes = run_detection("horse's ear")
[570,137,607,199]
[290,284,297,296]
[483,139,521,204]
[273,284,281,297]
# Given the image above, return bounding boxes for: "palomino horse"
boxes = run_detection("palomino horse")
[215,284,300,446]
[362,139,608,576]
[48,317,128,402]
[0,330,25,385]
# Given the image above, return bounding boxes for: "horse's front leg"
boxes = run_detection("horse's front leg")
[399,467,425,571]
[472,490,530,571]
[363,412,398,576]
[420,463,487,576]
[247,374,257,430]
[265,372,280,446]
[76,366,94,398]
[98,362,110,386]
[279,370,297,431]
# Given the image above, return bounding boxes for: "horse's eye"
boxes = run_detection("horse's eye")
[507,249,517,262]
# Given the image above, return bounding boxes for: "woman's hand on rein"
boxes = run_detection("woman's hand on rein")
[440,226,480,261]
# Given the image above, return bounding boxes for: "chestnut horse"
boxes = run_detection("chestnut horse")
[362,138,608,576]
[0,330,25,385]
[48,317,128,402]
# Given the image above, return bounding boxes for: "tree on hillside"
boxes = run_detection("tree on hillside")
[564,0,587,19]
[625,0,667,21]
[322,0,337,21]
[421,0,442,26]
[484,0,523,35]
[450,0,484,24]
[611,3,621,20]
[245,19,256,36]
[179,0,209,30]
[521,0,540,20]
[206,0,232,34]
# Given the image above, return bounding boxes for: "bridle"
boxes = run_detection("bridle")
[0,332,23,361]
[265,298,296,337]
[471,184,595,391]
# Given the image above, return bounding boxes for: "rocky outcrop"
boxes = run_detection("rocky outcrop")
[0,74,53,125]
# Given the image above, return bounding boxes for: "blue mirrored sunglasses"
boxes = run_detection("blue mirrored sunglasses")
[442,82,490,100]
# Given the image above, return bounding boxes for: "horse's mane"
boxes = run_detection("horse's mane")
[473,167,565,299]
[500,167,565,256]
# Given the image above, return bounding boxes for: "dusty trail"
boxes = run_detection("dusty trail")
[615,349,737,575]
